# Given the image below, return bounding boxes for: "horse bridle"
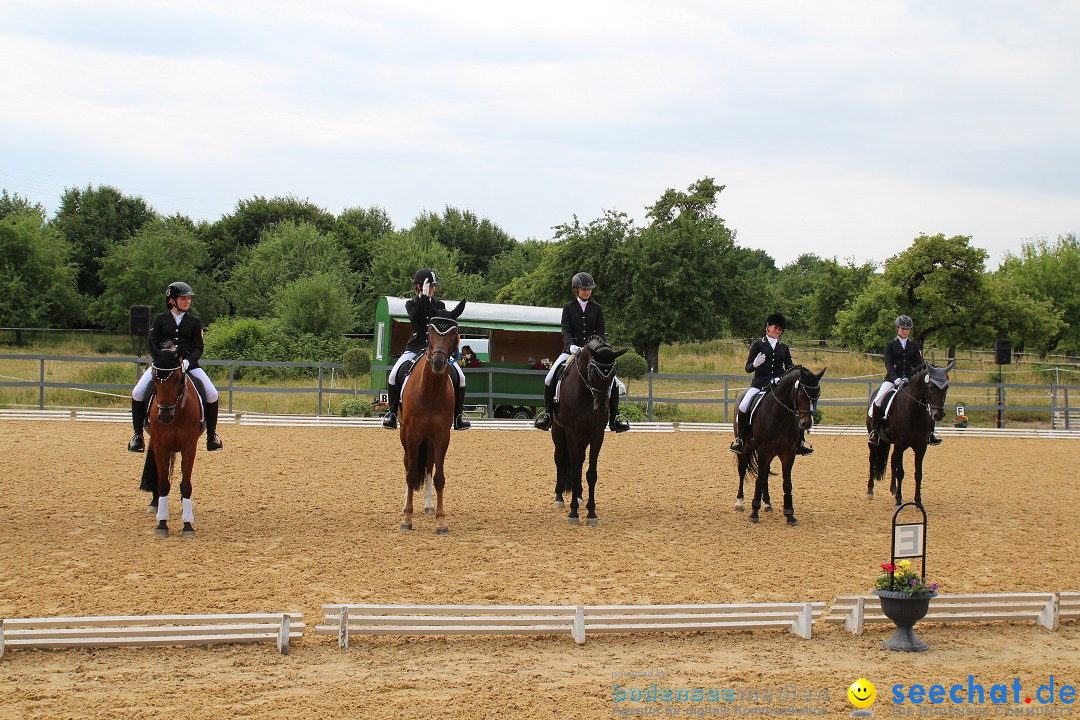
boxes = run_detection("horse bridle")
[152,360,186,412]
[575,349,618,398]
[769,369,819,418]
[898,370,948,417]
[425,319,459,364]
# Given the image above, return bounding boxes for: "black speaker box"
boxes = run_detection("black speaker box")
[994,339,1012,365]
[128,305,151,336]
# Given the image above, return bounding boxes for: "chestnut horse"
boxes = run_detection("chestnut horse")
[867,361,953,507]
[138,341,203,538]
[732,365,825,525]
[398,312,460,534]
[551,336,627,526]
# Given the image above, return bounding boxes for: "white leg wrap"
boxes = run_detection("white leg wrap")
[156,496,169,521]
[181,498,194,524]
[424,473,434,512]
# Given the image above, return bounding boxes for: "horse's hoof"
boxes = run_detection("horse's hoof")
[748,516,760,524]
[181,529,196,538]
[786,518,798,526]
[424,507,435,515]
[435,527,449,535]
[586,518,599,527]
[399,523,412,531]
[553,500,565,509]
[734,498,744,511]
[866,492,874,500]
[764,505,773,512]
[147,503,157,514]
[567,517,579,526]
[154,527,169,538]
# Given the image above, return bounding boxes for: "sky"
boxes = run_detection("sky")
[2,0,1078,268]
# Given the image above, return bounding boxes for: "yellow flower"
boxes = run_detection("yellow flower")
[898,560,912,569]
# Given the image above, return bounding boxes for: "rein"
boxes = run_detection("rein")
[152,363,186,411]
[897,371,946,417]
[767,369,818,418]
[575,350,617,397]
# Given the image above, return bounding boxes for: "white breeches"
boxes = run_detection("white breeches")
[739,386,762,414]
[132,365,218,402]
[869,380,896,415]
[388,350,465,386]
[545,353,572,385]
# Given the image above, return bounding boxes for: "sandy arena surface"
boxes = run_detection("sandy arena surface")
[0,422,1077,720]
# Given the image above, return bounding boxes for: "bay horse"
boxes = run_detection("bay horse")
[867,361,953,507]
[138,341,203,538]
[398,311,460,534]
[551,336,627,526]
[732,365,826,525]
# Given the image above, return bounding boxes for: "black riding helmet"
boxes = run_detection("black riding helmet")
[895,315,913,328]
[766,312,787,330]
[571,272,596,290]
[414,268,440,287]
[165,281,194,307]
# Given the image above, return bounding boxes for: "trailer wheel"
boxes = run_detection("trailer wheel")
[494,406,513,419]
[511,406,533,420]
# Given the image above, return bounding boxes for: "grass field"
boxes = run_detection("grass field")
[2,334,1078,427]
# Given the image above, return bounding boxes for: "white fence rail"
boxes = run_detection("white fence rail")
[824,593,1073,635]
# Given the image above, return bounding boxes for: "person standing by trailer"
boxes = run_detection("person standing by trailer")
[533,271,630,433]
[730,313,814,456]
[381,268,471,431]
[127,282,223,453]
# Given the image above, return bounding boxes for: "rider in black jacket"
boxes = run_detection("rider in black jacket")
[868,315,942,446]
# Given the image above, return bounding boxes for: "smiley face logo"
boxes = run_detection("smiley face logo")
[848,678,877,709]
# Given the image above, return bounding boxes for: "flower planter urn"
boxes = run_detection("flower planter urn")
[873,589,936,652]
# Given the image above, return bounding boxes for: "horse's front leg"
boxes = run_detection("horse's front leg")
[432,438,449,535]
[891,447,906,506]
[780,451,797,526]
[749,451,769,523]
[735,452,748,511]
[178,442,197,538]
[912,444,927,508]
[565,436,586,525]
[552,426,567,508]
[584,438,601,526]
[154,447,172,538]
[401,443,415,531]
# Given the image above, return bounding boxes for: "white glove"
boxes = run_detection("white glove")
[182,358,190,371]
[421,278,431,297]
[570,345,582,355]
[771,376,781,385]
[752,352,766,368]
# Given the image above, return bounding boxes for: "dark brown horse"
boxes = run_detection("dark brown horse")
[551,337,627,526]
[732,365,826,525]
[398,313,460,534]
[139,342,203,538]
[867,361,953,507]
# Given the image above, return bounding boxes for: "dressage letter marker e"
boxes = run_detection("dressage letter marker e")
[893,523,924,559]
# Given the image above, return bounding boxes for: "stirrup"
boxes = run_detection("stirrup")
[206,433,223,451]
[533,412,552,431]
[609,416,630,433]
[928,434,942,446]
[796,442,814,456]
[382,412,398,430]
[453,414,472,430]
[729,438,744,454]
[867,430,880,446]
[127,434,145,453]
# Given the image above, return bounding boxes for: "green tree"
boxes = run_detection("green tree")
[408,206,516,276]
[979,273,1063,354]
[89,216,223,331]
[802,258,877,341]
[0,189,46,222]
[999,234,1080,354]
[615,178,739,371]
[225,221,356,318]
[274,272,359,336]
[52,184,156,298]
[207,195,337,270]
[334,206,395,276]
[0,212,81,334]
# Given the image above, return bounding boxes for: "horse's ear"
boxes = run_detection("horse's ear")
[816,367,827,381]
[944,360,955,373]
[613,348,629,358]
[448,299,466,319]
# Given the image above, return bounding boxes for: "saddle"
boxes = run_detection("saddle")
[551,353,581,421]
[143,373,207,432]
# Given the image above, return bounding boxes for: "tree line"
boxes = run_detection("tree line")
[1,180,1077,371]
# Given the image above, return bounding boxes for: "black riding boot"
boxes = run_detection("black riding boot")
[796,430,814,456]
[928,422,943,446]
[534,382,555,430]
[127,398,146,452]
[452,378,471,430]
[868,404,884,445]
[382,382,400,429]
[608,384,629,433]
[729,411,748,453]
[205,400,223,451]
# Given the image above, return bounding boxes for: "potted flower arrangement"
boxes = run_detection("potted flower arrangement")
[873,559,938,652]
[954,413,968,429]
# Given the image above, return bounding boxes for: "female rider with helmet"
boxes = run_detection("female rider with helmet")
[127,282,223,453]
[533,272,630,433]
[867,314,942,446]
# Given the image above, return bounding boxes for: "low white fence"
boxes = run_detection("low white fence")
[0,612,304,657]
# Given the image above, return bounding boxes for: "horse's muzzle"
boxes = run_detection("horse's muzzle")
[157,407,176,424]
[429,353,448,374]
[799,415,813,431]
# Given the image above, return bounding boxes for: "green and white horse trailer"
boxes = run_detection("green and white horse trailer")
[372,296,564,419]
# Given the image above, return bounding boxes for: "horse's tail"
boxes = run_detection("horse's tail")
[745,447,759,478]
[408,439,429,492]
[139,446,157,492]
[869,440,889,483]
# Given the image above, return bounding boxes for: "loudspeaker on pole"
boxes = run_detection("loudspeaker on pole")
[994,339,1012,365]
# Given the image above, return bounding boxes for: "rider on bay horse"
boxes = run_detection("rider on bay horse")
[729,312,814,456]
[533,272,630,434]
[127,281,223,453]
[867,314,942,446]
[381,268,471,431]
